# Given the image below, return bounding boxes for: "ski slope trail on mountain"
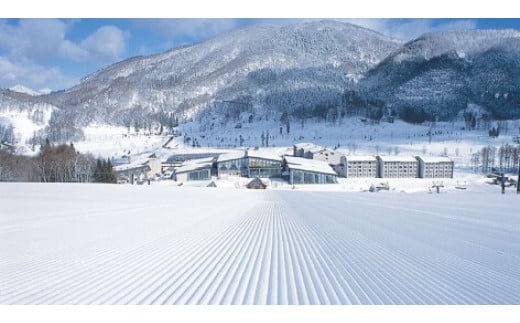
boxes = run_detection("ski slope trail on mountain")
[1,183,519,304]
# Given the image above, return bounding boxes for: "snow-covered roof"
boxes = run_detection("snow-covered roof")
[183,156,215,165]
[217,151,246,162]
[246,150,282,162]
[294,142,325,153]
[216,150,283,163]
[308,147,327,154]
[377,155,418,162]
[175,157,214,174]
[113,162,150,172]
[246,177,267,188]
[284,156,337,175]
[112,153,159,172]
[416,156,453,163]
[344,155,377,162]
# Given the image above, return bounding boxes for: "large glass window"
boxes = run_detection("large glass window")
[188,169,210,181]
[304,173,314,183]
[249,158,280,168]
[292,170,303,184]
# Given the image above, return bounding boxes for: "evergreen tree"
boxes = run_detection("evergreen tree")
[105,159,117,183]
[94,159,103,182]
[93,158,117,183]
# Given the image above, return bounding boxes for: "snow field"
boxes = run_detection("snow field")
[73,125,167,158]
[1,183,519,304]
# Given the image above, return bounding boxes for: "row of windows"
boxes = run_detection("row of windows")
[249,168,281,178]
[423,169,453,177]
[348,170,376,177]
[348,165,378,170]
[348,161,374,165]
[424,173,451,177]
[384,168,417,172]
[187,169,210,181]
[383,171,419,177]
[385,165,417,169]
[218,159,244,170]
[290,170,337,184]
[248,158,281,168]
[424,166,452,170]
[384,162,417,165]
[217,158,281,169]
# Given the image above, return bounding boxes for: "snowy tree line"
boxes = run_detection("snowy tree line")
[471,144,520,173]
[0,140,116,183]
[0,150,39,181]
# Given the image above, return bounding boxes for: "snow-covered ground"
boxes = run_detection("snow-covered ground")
[66,117,520,168]
[73,124,167,158]
[2,109,519,170]
[1,182,519,305]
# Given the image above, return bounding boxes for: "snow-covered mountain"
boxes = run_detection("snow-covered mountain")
[41,20,401,126]
[358,29,520,121]
[2,21,520,147]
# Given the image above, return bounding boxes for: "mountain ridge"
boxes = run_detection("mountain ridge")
[2,20,520,145]
[358,29,520,122]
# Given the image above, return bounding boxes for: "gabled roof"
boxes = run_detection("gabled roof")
[246,177,267,189]
[217,151,246,163]
[216,150,283,163]
[246,150,282,162]
[175,157,214,174]
[284,156,337,175]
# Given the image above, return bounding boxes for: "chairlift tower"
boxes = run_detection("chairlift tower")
[517,159,520,194]
[432,181,444,194]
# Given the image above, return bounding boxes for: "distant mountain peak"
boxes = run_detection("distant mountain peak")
[9,85,40,96]
[393,28,520,62]
[8,85,52,96]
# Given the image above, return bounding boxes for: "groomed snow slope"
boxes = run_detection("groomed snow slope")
[1,183,519,304]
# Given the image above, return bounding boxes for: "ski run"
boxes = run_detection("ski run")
[1,182,519,305]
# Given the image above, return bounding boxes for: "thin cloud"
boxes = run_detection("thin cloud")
[58,40,90,62]
[0,19,129,90]
[0,56,78,90]
[0,19,128,64]
[0,19,68,61]
[80,26,128,63]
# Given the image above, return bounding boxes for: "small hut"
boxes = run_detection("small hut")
[246,177,267,189]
